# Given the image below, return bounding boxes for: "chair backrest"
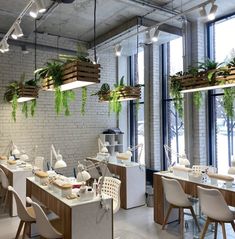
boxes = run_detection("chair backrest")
[84,160,100,179]
[8,186,35,222]
[0,168,9,189]
[26,197,63,239]
[162,177,190,207]
[197,186,234,221]
[101,176,121,214]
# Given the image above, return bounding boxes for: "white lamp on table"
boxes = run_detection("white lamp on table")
[50,144,67,169]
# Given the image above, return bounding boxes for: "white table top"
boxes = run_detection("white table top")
[27,176,111,208]
[87,156,143,168]
[0,161,33,173]
[155,171,235,193]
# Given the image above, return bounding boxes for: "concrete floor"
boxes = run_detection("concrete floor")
[0,206,234,239]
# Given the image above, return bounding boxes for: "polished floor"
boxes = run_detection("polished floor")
[0,206,234,239]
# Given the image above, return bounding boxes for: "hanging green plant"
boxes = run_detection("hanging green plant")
[92,77,141,114]
[223,87,235,119]
[193,91,202,109]
[81,87,87,116]
[170,72,183,118]
[30,99,37,117]
[22,102,28,118]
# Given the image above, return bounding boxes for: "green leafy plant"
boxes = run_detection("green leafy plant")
[223,87,235,119]
[54,87,75,116]
[81,87,87,116]
[193,91,202,109]
[170,72,183,118]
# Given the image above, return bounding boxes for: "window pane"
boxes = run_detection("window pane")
[137,104,145,164]
[210,15,235,173]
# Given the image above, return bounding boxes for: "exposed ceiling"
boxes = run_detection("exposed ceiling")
[0,0,235,45]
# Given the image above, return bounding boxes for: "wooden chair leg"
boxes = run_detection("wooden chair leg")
[178,208,181,224]
[180,208,184,237]
[162,204,173,230]
[221,222,227,239]
[22,222,28,239]
[189,206,200,232]
[200,217,210,239]
[214,222,218,239]
[3,189,8,212]
[15,220,24,239]
[231,221,235,232]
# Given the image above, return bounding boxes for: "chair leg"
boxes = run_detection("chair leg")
[22,222,28,239]
[214,222,218,239]
[221,222,227,239]
[1,188,6,206]
[3,189,8,212]
[162,204,173,230]
[231,221,235,232]
[180,208,184,237]
[178,208,181,224]
[15,221,24,239]
[189,206,200,232]
[200,217,210,239]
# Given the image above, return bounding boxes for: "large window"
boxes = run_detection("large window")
[208,14,235,174]
[129,50,145,164]
[162,37,185,168]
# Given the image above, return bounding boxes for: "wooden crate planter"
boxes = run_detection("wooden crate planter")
[172,67,235,92]
[42,60,101,90]
[99,86,141,102]
[5,85,39,102]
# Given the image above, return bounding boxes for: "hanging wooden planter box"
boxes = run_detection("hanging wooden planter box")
[172,67,235,93]
[5,85,39,102]
[42,60,101,90]
[99,86,141,102]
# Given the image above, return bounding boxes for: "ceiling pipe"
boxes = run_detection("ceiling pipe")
[120,0,180,16]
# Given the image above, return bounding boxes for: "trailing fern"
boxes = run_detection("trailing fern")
[81,87,87,116]
[223,87,235,119]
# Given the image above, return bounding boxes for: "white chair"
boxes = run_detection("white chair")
[198,186,235,239]
[0,168,9,210]
[161,177,200,235]
[101,176,121,214]
[26,197,63,239]
[8,186,36,239]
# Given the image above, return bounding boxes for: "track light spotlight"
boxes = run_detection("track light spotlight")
[29,4,39,18]
[208,2,218,20]
[12,22,24,39]
[115,44,123,57]
[36,0,46,13]
[199,6,207,18]
[0,38,9,53]
[151,28,160,42]
[145,31,151,44]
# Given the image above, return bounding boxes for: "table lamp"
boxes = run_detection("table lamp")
[76,162,91,183]
[97,138,110,160]
[179,153,190,167]
[50,144,67,169]
[11,143,20,159]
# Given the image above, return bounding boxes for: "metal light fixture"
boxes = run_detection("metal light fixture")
[199,6,207,18]
[29,4,39,18]
[11,22,24,39]
[145,31,151,44]
[0,38,9,53]
[115,44,123,57]
[151,28,160,42]
[36,0,46,13]
[208,1,218,20]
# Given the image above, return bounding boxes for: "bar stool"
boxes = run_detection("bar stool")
[161,177,200,236]
[198,186,235,239]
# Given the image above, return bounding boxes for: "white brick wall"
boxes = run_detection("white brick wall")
[0,34,117,175]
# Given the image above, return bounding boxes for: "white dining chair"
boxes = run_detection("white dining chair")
[162,177,200,236]
[26,197,63,239]
[0,168,9,211]
[198,186,235,239]
[101,176,121,214]
[8,186,36,239]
